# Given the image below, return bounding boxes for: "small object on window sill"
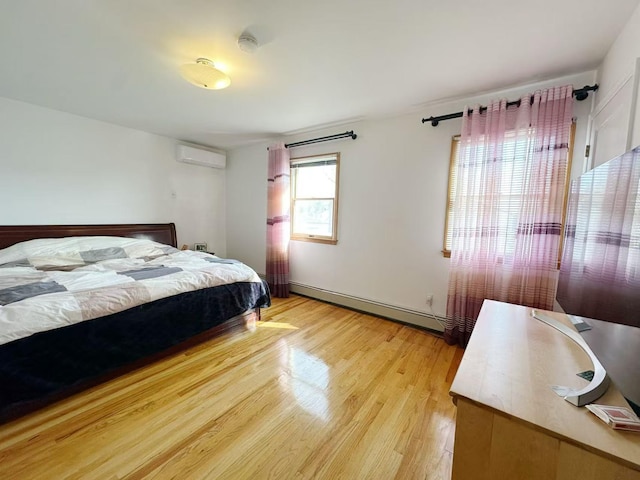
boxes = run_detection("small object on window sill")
[586,404,640,432]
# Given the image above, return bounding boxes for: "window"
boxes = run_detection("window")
[443,124,575,260]
[290,153,340,244]
[442,136,460,258]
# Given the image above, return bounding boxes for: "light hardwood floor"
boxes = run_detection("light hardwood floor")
[0,295,463,480]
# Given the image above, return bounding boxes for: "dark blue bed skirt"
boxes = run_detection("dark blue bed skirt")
[0,280,270,421]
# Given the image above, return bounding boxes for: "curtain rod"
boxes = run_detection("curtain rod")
[285,130,357,149]
[421,84,598,127]
[285,130,357,148]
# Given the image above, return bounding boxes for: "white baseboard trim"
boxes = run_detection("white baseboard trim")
[289,282,445,333]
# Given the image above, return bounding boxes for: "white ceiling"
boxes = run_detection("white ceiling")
[1,0,638,149]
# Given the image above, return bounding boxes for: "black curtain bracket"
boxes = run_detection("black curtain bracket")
[421,84,598,127]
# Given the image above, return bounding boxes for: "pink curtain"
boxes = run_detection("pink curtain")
[266,143,291,297]
[445,86,573,346]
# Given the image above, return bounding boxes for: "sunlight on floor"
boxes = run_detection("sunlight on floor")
[276,338,330,422]
[256,321,299,330]
[289,348,330,422]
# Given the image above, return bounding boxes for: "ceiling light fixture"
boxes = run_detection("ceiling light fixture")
[180,58,231,90]
[237,33,259,54]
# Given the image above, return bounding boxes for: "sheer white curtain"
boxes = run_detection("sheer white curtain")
[445,86,574,346]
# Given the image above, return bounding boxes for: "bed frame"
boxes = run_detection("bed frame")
[0,223,178,249]
[0,223,262,422]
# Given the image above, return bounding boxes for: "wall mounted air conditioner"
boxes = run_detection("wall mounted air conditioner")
[177,144,226,169]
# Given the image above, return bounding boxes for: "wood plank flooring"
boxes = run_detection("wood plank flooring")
[0,295,463,479]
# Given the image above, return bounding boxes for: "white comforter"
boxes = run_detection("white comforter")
[0,237,262,346]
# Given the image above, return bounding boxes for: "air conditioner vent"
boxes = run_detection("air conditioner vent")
[177,145,226,169]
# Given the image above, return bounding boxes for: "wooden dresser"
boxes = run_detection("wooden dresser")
[449,300,640,480]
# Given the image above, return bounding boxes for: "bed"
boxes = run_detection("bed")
[0,223,270,422]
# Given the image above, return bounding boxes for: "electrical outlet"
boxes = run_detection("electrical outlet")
[426,294,433,307]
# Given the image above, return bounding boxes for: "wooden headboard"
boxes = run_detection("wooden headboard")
[0,223,178,249]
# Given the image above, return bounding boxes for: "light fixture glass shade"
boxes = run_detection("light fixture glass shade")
[180,58,231,90]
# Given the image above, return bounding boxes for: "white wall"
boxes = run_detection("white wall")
[225,142,268,270]
[0,97,226,254]
[596,1,640,149]
[226,71,595,321]
[597,2,640,103]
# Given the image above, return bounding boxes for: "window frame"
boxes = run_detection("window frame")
[442,135,459,258]
[442,122,576,267]
[290,152,340,245]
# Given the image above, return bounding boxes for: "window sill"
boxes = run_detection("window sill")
[291,236,338,245]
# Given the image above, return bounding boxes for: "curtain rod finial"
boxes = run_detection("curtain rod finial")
[421,116,440,126]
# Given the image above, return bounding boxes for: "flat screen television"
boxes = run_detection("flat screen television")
[557,145,640,415]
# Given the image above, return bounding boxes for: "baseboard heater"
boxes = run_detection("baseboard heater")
[289,281,445,333]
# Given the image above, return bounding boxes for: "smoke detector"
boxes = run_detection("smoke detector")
[237,33,259,54]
